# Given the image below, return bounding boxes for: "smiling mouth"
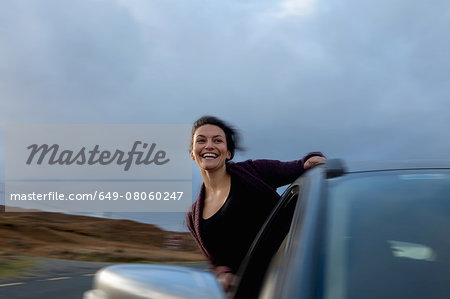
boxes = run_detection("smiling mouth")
[201,153,218,159]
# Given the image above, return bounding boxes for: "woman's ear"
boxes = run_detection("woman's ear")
[190,151,195,160]
[227,150,231,160]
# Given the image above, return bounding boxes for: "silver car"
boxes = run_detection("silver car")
[85,159,450,298]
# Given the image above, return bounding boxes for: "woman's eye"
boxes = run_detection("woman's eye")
[214,139,223,143]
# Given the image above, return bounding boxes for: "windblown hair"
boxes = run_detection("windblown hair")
[190,115,242,161]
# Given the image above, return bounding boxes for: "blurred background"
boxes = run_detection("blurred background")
[1,0,450,296]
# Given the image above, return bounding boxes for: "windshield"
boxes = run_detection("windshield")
[324,170,450,299]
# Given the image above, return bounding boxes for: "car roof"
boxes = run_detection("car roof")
[324,159,450,177]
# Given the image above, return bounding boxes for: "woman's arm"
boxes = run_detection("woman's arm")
[248,152,325,188]
[303,155,326,169]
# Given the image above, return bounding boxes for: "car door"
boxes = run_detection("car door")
[258,167,327,299]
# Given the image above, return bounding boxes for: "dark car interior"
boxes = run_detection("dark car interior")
[232,185,300,299]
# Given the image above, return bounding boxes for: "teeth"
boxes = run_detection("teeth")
[202,153,217,158]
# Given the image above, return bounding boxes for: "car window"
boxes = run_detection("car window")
[323,170,450,299]
[258,176,311,299]
[257,235,289,299]
[231,184,300,299]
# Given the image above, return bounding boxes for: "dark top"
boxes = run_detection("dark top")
[200,174,275,273]
[186,152,324,276]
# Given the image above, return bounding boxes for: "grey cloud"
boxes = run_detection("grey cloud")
[0,0,449,162]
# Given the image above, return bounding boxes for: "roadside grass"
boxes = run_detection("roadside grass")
[0,255,37,279]
[46,248,206,264]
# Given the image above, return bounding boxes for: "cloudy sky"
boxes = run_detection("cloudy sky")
[1,0,449,228]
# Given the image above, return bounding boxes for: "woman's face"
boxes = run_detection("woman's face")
[191,124,231,172]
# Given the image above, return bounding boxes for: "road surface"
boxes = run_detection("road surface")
[0,258,208,299]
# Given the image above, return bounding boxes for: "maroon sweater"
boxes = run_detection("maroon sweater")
[186,152,323,276]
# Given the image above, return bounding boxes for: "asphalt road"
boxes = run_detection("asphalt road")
[0,258,111,299]
[0,258,209,299]
[0,274,95,299]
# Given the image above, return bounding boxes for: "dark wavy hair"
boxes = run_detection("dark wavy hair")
[189,115,242,161]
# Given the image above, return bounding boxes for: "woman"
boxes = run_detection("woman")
[186,116,325,291]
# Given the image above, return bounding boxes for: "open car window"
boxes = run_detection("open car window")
[231,183,301,299]
[258,176,311,299]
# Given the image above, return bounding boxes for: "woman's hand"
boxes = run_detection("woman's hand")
[304,156,326,169]
[218,272,236,292]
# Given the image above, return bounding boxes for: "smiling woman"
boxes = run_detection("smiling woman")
[186,115,325,293]
[191,125,231,173]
